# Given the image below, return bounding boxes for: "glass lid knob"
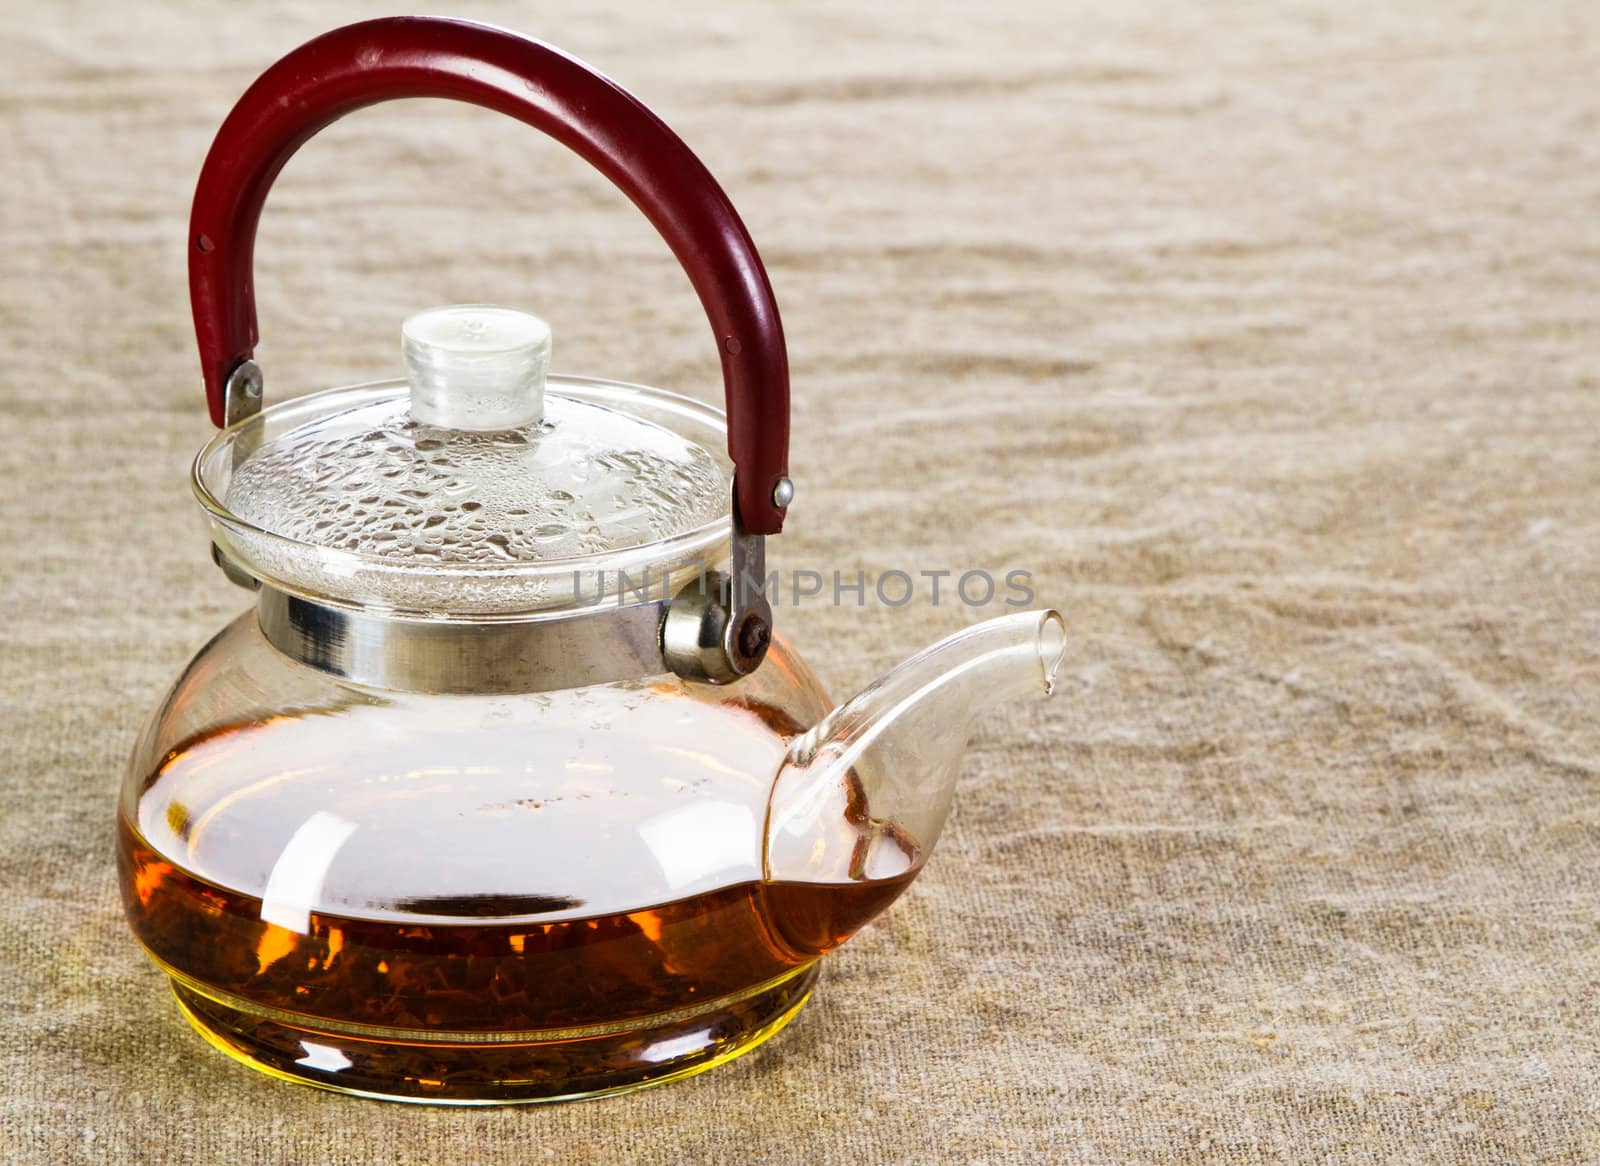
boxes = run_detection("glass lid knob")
[402,304,551,431]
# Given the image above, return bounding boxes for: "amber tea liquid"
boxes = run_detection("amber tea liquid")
[118,699,916,1102]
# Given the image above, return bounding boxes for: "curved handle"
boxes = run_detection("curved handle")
[189,16,789,534]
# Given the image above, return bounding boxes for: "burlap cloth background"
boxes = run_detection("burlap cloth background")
[3,1,1597,1162]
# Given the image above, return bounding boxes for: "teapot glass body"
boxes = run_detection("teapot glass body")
[116,604,911,1102]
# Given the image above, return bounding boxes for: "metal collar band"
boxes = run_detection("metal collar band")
[240,496,772,693]
[258,587,672,695]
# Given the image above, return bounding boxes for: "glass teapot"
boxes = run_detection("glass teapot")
[118,16,1064,1104]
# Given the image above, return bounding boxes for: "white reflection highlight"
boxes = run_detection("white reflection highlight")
[637,801,755,892]
[260,810,358,933]
[294,1041,353,1073]
[640,1031,709,1064]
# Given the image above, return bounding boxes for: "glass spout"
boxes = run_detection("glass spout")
[762,610,1064,944]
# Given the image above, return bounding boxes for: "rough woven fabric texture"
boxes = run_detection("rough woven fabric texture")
[2,1,1597,1163]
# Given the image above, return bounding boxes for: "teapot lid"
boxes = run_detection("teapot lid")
[204,306,732,615]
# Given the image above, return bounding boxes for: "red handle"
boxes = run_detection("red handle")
[189,16,789,534]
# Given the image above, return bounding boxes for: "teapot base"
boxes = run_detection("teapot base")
[163,964,818,1105]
